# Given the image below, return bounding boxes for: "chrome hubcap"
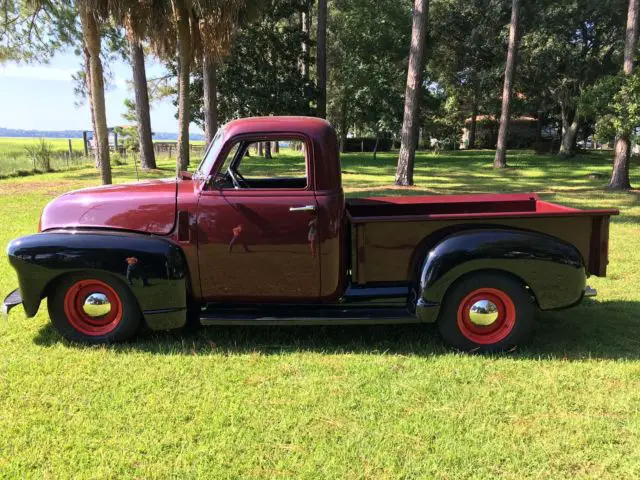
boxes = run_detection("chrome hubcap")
[82,293,111,318]
[468,299,499,326]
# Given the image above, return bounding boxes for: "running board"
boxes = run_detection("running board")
[199,305,419,326]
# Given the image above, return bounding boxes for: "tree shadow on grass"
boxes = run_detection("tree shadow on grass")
[33,299,640,361]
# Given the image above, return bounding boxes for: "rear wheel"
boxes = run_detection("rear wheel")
[48,273,141,344]
[438,273,535,352]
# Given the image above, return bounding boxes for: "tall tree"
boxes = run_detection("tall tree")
[198,2,255,145]
[75,47,100,166]
[609,0,639,189]
[79,2,112,184]
[429,0,511,150]
[188,0,312,126]
[0,0,75,63]
[202,52,218,145]
[155,0,254,170]
[316,0,327,118]
[300,2,311,81]
[494,0,520,168]
[395,0,429,186]
[171,0,193,172]
[327,0,411,147]
[519,0,626,157]
[128,38,157,169]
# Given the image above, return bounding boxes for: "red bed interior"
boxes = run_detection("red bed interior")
[346,193,579,218]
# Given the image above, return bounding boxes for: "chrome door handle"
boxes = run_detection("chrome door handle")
[289,205,316,212]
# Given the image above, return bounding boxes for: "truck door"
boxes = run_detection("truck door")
[196,137,321,301]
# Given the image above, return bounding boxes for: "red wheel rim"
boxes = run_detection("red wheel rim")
[63,279,123,336]
[456,288,516,344]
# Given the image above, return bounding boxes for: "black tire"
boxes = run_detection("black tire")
[437,272,535,353]
[47,272,142,344]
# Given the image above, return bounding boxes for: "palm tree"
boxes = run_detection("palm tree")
[202,50,218,145]
[199,1,256,146]
[128,36,157,169]
[109,1,167,170]
[158,0,254,170]
[79,1,112,185]
[609,0,639,189]
[493,0,520,168]
[170,0,193,172]
[395,0,429,186]
[128,36,156,169]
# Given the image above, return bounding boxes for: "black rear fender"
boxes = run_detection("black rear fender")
[416,229,586,322]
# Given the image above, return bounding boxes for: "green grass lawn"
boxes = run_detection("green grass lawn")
[1,149,640,478]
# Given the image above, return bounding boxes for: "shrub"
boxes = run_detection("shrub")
[471,118,537,149]
[24,138,54,172]
[342,137,393,152]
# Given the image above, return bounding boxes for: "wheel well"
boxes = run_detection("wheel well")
[441,268,539,308]
[408,224,513,283]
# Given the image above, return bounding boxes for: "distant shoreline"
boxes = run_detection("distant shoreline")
[0,127,204,142]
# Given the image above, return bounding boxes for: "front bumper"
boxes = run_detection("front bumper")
[2,288,23,318]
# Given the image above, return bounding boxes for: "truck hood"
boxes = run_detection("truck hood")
[40,178,178,235]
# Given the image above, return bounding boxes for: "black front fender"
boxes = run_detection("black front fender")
[7,230,189,330]
[416,229,586,322]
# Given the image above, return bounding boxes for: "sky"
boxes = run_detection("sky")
[0,49,203,134]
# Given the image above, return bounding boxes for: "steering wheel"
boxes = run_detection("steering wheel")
[227,167,249,189]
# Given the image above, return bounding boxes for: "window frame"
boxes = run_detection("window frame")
[204,132,315,194]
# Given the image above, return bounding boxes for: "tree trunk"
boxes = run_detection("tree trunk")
[610,138,631,188]
[610,0,639,189]
[339,97,348,153]
[265,141,272,159]
[560,114,580,157]
[273,141,279,154]
[468,102,478,149]
[259,142,264,156]
[129,38,156,170]
[80,4,111,185]
[372,134,379,161]
[300,6,310,80]
[316,0,327,118]
[203,51,218,146]
[535,112,543,153]
[83,46,100,168]
[395,0,429,186]
[174,0,192,173]
[493,0,520,168]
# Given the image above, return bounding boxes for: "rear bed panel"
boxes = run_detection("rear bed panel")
[588,215,612,277]
[347,193,617,284]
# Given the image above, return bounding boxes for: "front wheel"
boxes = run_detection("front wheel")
[438,273,535,352]
[48,273,141,344]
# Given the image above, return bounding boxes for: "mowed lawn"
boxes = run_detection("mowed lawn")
[1,149,640,478]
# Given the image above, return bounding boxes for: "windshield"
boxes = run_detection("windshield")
[194,128,225,179]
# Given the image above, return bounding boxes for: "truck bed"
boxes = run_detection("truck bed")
[346,193,618,283]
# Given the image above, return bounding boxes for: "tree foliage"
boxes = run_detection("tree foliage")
[327,0,412,141]
[187,0,313,126]
[0,0,76,63]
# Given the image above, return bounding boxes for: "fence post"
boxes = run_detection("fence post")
[82,132,88,156]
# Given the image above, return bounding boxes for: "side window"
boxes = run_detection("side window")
[211,143,240,188]
[216,138,309,190]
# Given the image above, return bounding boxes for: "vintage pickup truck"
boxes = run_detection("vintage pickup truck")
[4,116,618,351]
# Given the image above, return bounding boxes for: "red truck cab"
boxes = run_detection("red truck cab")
[5,116,618,352]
